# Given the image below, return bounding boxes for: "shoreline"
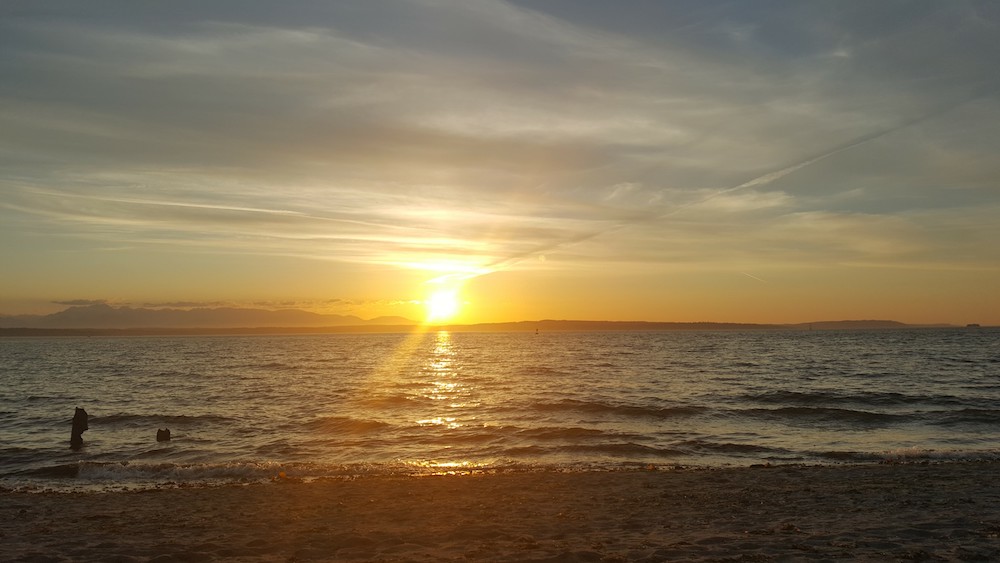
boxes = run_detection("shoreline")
[4,462,1000,561]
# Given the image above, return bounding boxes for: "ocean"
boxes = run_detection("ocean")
[1,328,998,491]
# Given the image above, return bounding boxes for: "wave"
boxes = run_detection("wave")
[0,447,44,471]
[257,361,301,371]
[557,443,683,457]
[732,404,1000,427]
[515,427,609,440]
[13,460,289,482]
[5,459,537,490]
[411,429,505,445]
[741,390,967,407]
[530,399,706,419]
[8,450,1000,494]
[813,448,1000,463]
[359,395,434,409]
[740,406,904,425]
[88,413,234,426]
[311,356,352,363]
[305,416,392,434]
[516,365,571,377]
[931,409,1000,425]
[218,361,302,371]
[503,443,683,458]
[675,439,785,455]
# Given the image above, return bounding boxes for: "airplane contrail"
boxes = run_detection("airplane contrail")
[451,84,999,281]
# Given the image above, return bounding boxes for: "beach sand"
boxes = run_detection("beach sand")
[3,462,1000,562]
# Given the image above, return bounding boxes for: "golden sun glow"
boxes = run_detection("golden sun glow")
[425,289,461,323]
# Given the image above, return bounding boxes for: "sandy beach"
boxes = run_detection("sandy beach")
[2,462,999,562]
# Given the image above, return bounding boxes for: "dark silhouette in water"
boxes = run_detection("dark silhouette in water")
[157,428,171,442]
[70,407,88,449]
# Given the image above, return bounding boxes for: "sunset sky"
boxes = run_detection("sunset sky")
[2,1,998,325]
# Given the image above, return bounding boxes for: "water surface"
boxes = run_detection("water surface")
[1,328,998,490]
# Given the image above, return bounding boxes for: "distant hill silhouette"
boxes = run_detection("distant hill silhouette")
[788,320,911,330]
[0,303,412,329]
[434,320,787,332]
[430,319,946,332]
[0,305,959,335]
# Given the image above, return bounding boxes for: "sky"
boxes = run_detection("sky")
[2,0,999,325]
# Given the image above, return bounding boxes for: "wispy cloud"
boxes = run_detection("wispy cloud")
[52,299,108,306]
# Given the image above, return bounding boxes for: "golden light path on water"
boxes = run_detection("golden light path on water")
[410,331,486,474]
[364,327,491,475]
[415,331,463,429]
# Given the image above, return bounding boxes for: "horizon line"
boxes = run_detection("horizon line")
[1,319,983,337]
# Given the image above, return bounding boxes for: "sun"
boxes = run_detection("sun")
[425,288,461,323]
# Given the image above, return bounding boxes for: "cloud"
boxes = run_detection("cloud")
[1,0,998,291]
[141,301,233,309]
[52,299,108,306]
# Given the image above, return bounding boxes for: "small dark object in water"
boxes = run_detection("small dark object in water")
[70,407,88,450]
[157,428,171,442]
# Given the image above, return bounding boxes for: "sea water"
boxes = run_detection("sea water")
[1,328,998,491]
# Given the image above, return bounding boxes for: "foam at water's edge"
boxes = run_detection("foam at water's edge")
[5,450,1000,493]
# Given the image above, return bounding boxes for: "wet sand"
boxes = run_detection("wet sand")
[3,462,1000,562]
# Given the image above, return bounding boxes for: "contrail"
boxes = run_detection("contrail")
[453,84,999,281]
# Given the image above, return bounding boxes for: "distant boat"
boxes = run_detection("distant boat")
[966,323,981,328]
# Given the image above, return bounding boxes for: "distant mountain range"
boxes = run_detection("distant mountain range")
[0,303,412,330]
[0,304,960,335]
[430,319,955,332]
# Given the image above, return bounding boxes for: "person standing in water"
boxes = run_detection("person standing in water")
[70,407,88,449]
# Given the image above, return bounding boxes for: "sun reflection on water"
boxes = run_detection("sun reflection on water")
[359,329,489,471]
[419,331,477,415]
[415,416,459,428]
[409,330,479,467]
[405,459,490,476]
